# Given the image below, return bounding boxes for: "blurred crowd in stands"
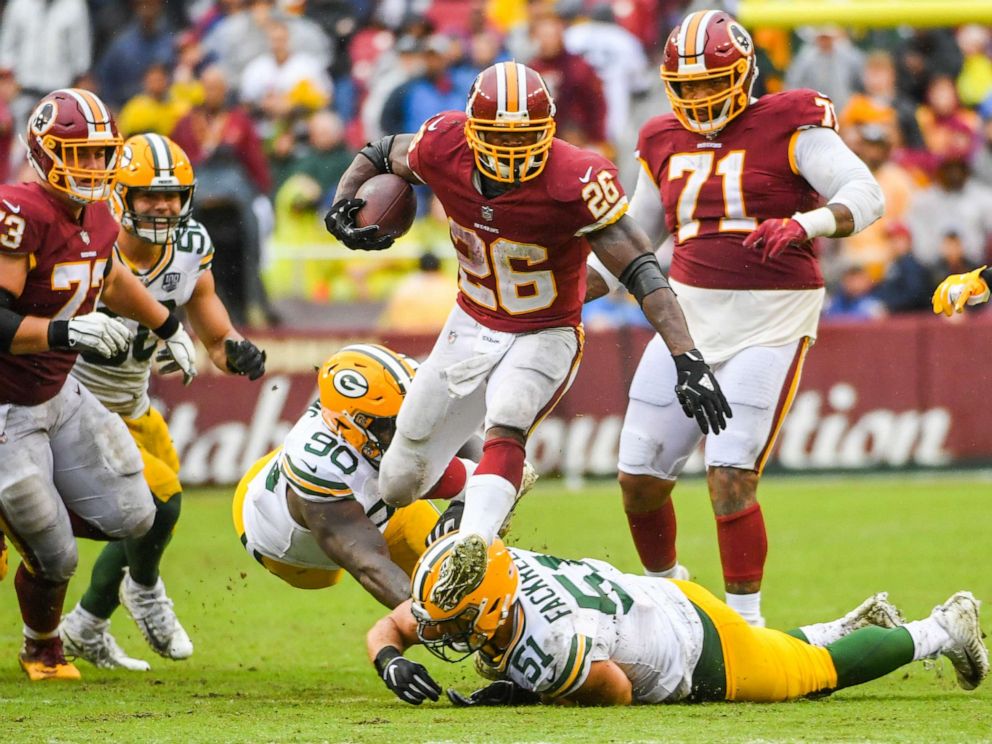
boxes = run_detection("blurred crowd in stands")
[1,0,991,330]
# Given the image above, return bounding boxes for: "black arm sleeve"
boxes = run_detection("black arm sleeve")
[358,136,397,175]
[0,287,24,353]
[617,253,670,306]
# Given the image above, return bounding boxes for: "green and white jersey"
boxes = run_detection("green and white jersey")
[241,400,395,570]
[72,220,215,418]
[487,549,704,703]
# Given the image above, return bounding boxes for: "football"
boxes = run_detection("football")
[354,173,417,240]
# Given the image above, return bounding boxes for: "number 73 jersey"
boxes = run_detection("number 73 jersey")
[408,111,627,332]
[488,548,704,703]
[638,88,834,291]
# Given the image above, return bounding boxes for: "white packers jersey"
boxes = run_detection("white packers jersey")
[72,220,215,418]
[485,549,704,703]
[240,401,396,570]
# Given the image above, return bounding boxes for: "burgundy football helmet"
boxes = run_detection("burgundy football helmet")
[465,61,557,183]
[26,88,123,203]
[661,10,758,134]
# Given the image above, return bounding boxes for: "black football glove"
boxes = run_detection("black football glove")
[426,500,465,547]
[375,648,441,705]
[672,349,732,435]
[323,197,394,251]
[447,680,542,707]
[225,339,266,380]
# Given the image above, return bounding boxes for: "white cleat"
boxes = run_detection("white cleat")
[60,605,151,671]
[842,592,906,633]
[497,461,539,539]
[932,591,988,691]
[431,533,488,611]
[119,571,193,660]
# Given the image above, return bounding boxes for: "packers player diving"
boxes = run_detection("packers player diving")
[232,344,535,609]
[367,536,987,706]
[61,133,266,670]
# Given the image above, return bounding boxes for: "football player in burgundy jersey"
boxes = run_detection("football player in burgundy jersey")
[0,89,198,680]
[326,60,730,609]
[586,10,884,626]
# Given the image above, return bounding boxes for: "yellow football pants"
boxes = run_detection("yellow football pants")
[233,450,439,590]
[122,406,182,502]
[673,580,839,702]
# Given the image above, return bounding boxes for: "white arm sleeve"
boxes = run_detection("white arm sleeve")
[586,167,667,292]
[793,127,885,234]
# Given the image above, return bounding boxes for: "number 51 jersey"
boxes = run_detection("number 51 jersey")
[72,220,214,418]
[407,111,628,333]
[488,549,704,703]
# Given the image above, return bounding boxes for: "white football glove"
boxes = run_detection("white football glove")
[64,312,132,358]
[154,325,197,385]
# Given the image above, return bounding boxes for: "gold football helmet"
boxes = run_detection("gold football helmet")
[317,344,417,466]
[411,535,518,662]
[464,61,557,183]
[112,133,196,243]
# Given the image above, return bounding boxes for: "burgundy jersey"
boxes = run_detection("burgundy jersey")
[0,182,120,405]
[637,88,835,290]
[407,111,627,332]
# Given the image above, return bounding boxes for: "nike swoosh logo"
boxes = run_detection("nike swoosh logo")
[579,167,593,183]
[2,199,20,213]
[302,460,318,473]
[427,115,444,131]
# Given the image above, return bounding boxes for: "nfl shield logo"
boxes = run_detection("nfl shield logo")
[79,231,90,245]
[162,272,181,292]
[481,205,493,221]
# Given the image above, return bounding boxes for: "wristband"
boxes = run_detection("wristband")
[374,646,402,676]
[791,206,837,239]
[152,314,180,339]
[47,319,70,350]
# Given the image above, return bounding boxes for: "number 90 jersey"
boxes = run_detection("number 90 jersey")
[241,401,395,571]
[71,219,214,418]
[408,112,627,332]
[637,88,833,291]
[488,549,704,703]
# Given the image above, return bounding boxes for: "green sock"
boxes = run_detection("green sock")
[78,494,182,619]
[125,493,182,587]
[827,626,916,689]
[785,628,809,642]
[80,540,128,619]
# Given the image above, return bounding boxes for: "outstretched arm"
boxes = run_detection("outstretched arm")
[186,270,265,378]
[292,490,410,609]
[366,600,442,705]
[560,660,633,706]
[588,214,694,355]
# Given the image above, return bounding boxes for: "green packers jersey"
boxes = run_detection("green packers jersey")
[72,220,214,418]
[486,549,704,703]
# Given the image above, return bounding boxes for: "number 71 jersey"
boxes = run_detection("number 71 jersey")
[407,111,627,332]
[638,88,833,291]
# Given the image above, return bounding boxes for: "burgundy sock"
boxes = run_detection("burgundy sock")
[625,499,678,572]
[475,437,526,491]
[14,563,68,635]
[715,503,768,584]
[424,458,469,500]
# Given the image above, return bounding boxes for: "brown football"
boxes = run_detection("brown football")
[354,173,417,240]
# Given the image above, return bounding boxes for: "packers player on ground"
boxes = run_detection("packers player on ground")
[233,344,536,609]
[61,134,266,671]
[368,536,987,706]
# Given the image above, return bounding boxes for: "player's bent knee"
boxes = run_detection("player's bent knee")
[38,541,79,584]
[618,471,675,513]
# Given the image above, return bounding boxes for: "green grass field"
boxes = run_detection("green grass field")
[1,474,989,743]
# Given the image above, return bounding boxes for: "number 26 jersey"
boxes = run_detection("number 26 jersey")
[407,112,627,333]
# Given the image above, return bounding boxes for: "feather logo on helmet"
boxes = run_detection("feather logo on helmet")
[729,23,752,55]
[332,370,369,398]
[30,102,57,136]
